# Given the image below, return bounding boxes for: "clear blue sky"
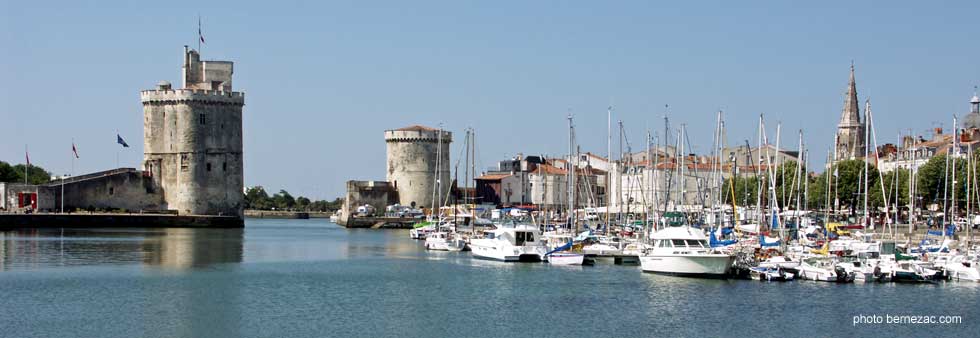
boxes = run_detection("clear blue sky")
[3,1,978,200]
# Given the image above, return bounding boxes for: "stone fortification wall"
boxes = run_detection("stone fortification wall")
[338,180,398,226]
[45,169,165,212]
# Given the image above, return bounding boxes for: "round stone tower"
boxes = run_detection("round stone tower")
[384,125,451,209]
[141,47,245,217]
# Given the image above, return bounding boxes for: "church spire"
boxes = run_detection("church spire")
[840,62,861,126]
[834,62,866,162]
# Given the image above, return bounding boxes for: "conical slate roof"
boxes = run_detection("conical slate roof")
[838,63,861,127]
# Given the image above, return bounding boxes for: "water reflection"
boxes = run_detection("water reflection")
[341,229,421,260]
[141,228,244,269]
[0,228,243,271]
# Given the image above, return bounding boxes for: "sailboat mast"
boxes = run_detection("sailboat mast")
[619,120,625,225]
[679,125,686,214]
[756,115,763,227]
[567,113,574,232]
[471,129,477,210]
[826,148,833,224]
[951,116,959,234]
[774,121,782,235]
[431,125,443,217]
[796,130,804,227]
[647,130,652,232]
[606,105,612,231]
[863,99,870,230]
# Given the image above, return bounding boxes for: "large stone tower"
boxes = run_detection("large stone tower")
[834,63,865,161]
[385,125,451,209]
[141,46,245,217]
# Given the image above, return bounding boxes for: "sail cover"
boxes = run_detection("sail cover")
[710,231,736,247]
[759,234,781,247]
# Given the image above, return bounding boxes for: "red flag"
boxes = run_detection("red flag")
[72,143,80,159]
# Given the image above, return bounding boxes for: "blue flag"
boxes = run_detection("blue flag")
[117,134,129,148]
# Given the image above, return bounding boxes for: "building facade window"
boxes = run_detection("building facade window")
[199,113,206,125]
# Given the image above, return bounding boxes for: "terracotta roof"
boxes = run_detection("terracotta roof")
[476,173,512,180]
[532,163,567,175]
[395,125,438,132]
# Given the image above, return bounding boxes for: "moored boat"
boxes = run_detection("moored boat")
[547,252,586,265]
[639,225,735,278]
[469,223,548,262]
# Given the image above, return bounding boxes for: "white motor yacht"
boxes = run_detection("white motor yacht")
[469,223,548,262]
[639,226,735,277]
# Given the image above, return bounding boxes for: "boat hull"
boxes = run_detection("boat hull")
[946,266,980,282]
[639,254,734,277]
[470,242,545,262]
[547,253,585,265]
[424,240,449,251]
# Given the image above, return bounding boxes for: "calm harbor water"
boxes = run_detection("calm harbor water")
[1,219,977,338]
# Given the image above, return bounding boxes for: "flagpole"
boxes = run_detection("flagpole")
[61,143,65,213]
[71,142,75,202]
[25,144,29,185]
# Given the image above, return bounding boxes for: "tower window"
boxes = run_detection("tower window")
[109,187,114,195]
[207,163,212,172]
[199,113,206,125]
[180,154,190,171]
[223,162,227,171]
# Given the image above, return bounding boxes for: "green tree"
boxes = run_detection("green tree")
[808,170,830,211]
[870,169,911,210]
[824,159,878,214]
[0,161,51,184]
[272,190,295,210]
[914,154,969,209]
[0,161,19,182]
[722,174,759,207]
[244,186,272,210]
[295,196,311,210]
[773,161,809,209]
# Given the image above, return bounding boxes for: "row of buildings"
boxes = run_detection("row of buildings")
[471,145,800,213]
